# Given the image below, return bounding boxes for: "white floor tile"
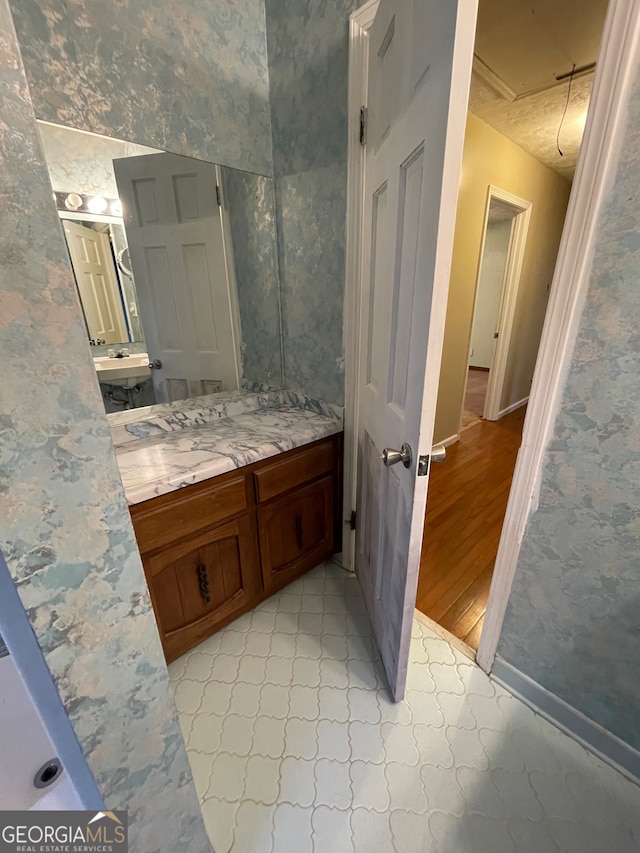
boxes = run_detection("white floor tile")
[348,719,385,763]
[233,801,274,853]
[316,718,351,762]
[168,562,640,853]
[252,715,286,759]
[272,803,313,853]
[350,759,390,811]
[350,806,395,851]
[314,757,352,809]
[218,712,253,756]
[188,713,223,754]
[312,805,354,853]
[229,680,261,718]
[243,754,281,805]
[199,797,237,853]
[283,716,318,760]
[279,755,316,807]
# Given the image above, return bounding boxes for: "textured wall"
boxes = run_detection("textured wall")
[434,113,571,443]
[0,6,209,849]
[38,121,161,198]
[265,0,359,405]
[224,168,284,388]
[10,0,273,175]
[498,73,640,753]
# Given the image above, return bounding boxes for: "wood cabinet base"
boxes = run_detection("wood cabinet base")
[130,433,342,662]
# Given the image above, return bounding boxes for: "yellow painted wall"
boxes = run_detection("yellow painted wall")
[433,112,571,443]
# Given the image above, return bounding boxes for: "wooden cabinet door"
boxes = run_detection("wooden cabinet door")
[143,515,258,662]
[258,476,334,593]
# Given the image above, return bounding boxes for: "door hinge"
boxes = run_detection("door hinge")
[349,510,357,531]
[359,106,367,146]
[216,185,222,206]
[493,331,499,339]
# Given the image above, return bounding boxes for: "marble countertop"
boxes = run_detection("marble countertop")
[116,405,342,505]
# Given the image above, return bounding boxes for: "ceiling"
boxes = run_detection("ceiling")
[468,0,609,181]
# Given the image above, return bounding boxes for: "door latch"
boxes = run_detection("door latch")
[418,445,447,476]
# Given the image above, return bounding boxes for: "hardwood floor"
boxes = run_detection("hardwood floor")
[416,406,526,650]
[462,367,489,429]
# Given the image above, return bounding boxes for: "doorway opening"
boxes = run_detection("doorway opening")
[415,0,609,652]
[462,189,531,430]
[344,0,627,684]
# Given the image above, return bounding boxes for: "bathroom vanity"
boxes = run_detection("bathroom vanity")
[112,391,343,662]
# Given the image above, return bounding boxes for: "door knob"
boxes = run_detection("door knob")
[148,359,163,370]
[381,443,412,468]
[418,444,447,476]
[431,444,446,463]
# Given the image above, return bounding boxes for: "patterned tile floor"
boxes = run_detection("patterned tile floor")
[168,562,640,852]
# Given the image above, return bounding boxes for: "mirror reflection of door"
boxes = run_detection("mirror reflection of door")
[62,220,129,345]
[114,152,242,404]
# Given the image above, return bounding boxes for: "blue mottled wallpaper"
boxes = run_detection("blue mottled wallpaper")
[265,0,359,405]
[223,167,284,388]
[498,73,640,752]
[10,0,273,176]
[0,4,209,848]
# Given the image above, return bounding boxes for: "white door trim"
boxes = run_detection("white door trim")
[216,165,244,387]
[342,0,380,571]
[345,0,639,673]
[476,0,640,671]
[481,186,532,423]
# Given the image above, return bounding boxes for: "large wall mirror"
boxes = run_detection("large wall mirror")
[38,121,284,412]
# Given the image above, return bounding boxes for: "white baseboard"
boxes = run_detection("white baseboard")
[435,433,459,448]
[492,657,640,785]
[497,396,529,418]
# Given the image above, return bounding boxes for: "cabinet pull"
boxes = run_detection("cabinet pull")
[295,514,304,550]
[197,563,211,605]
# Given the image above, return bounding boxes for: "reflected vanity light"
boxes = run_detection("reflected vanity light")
[87,195,108,214]
[55,191,122,218]
[64,192,83,211]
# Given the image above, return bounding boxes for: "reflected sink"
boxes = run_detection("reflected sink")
[94,353,152,389]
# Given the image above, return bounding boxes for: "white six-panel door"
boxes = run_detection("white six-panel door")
[355,0,477,700]
[63,220,129,345]
[114,152,241,403]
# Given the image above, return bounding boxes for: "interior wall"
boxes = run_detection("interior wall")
[434,112,571,443]
[469,218,512,369]
[0,550,100,810]
[223,168,283,387]
[0,4,209,848]
[8,0,273,175]
[265,0,360,406]
[38,122,161,198]
[498,68,640,754]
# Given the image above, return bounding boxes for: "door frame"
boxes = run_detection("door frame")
[463,186,531,424]
[342,0,380,573]
[344,0,640,672]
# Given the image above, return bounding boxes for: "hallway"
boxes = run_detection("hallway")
[169,561,640,852]
[417,407,526,648]
[461,367,489,429]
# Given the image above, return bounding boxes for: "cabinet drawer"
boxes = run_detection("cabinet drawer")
[258,476,334,593]
[253,439,335,503]
[131,473,247,554]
